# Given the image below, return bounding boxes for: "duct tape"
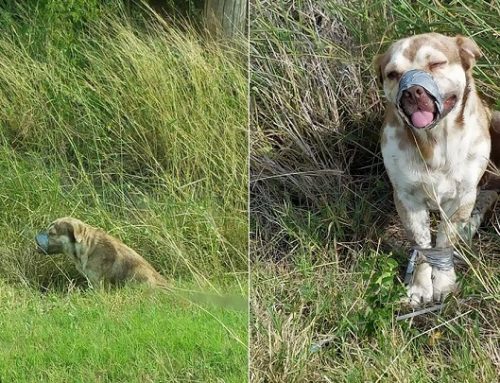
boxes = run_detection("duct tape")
[397,69,444,115]
[404,247,455,285]
[36,232,49,253]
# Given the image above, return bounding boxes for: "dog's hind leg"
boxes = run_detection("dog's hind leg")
[462,190,498,242]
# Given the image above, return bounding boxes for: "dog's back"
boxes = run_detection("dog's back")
[80,226,168,287]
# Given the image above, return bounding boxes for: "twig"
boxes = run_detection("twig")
[395,297,475,321]
[395,303,447,321]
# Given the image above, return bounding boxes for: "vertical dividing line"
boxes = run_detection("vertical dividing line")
[246,0,251,380]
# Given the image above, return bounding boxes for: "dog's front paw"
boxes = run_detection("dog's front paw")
[407,262,433,307]
[432,267,457,302]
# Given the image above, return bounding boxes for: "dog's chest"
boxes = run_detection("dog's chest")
[381,124,486,207]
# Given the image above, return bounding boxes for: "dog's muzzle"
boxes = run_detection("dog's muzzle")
[397,70,444,129]
[35,232,49,253]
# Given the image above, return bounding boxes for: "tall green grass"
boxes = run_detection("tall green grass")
[0,2,247,288]
[250,0,500,381]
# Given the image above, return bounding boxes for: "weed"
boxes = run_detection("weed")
[357,253,404,336]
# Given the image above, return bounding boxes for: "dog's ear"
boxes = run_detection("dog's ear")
[61,218,85,244]
[456,35,481,71]
[373,53,386,85]
[71,221,86,244]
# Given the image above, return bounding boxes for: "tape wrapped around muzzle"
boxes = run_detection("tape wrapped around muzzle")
[397,69,444,121]
[36,232,49,253]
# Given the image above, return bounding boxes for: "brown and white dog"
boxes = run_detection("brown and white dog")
[36,217,168,288]
[375,33,498,306]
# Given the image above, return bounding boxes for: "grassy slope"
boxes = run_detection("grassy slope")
[0,2,248,287]
[251,0,499,381]
[0,2,248,381]
[0,283,247,382]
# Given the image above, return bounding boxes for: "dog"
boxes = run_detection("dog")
[374,33,499,306]
[36,217,168,288]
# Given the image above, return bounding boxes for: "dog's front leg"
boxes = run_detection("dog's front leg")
[395,192,433,306]
[395,192,432,248]
[432,191,478,301]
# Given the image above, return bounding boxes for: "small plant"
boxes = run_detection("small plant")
[357,253,404,335]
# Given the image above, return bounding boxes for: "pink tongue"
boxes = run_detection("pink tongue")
[411,111,434,128]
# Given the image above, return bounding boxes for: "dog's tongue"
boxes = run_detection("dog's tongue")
[411,110,434,128]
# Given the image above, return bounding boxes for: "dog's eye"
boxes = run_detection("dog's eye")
[387,71,400,80]
[429,61,446,70]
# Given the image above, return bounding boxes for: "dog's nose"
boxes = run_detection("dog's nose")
[403,85,425,102]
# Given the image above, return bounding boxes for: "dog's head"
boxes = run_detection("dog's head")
[36,217,86,255]
[374,33,481,130]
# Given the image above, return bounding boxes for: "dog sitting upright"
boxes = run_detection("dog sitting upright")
[36,217,168,288]
[374,33,498,306]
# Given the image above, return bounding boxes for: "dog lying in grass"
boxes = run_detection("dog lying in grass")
[374,33,499,306]
[36,217,168,288]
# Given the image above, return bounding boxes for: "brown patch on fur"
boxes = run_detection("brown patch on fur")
[56,221,76,241]
[414,131,436,163]
[383,104,399,126]
[392,119,435,163]
[395,125,410,152]
[402,36,428,62]
[401,34,460,63]
[383,102,436,161]
[402,33,466,68]
[395,125,435,162]
[380,131,387,146]
[382,105,409,151]
[433,35,461,66]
